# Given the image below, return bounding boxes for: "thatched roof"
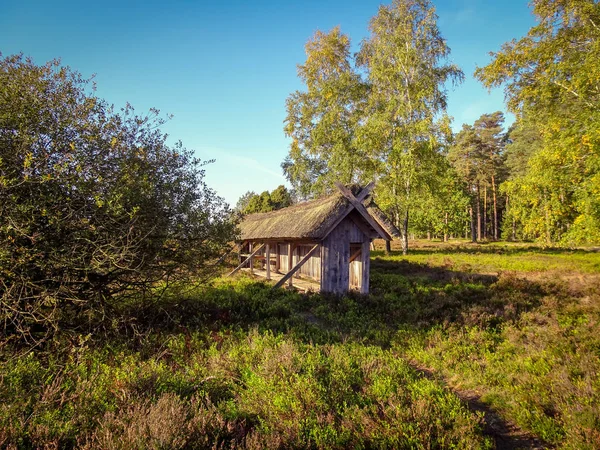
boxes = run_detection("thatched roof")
[364,198,401,239]
[239,188,399,241]
[239,192,348,240]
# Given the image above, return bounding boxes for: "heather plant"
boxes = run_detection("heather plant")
[0,327,490,449]
[2,243,599,448]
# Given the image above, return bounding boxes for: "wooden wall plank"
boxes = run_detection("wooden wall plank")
[295,244,321,279]
[274,244,320,289]
[321,217,367,294]
[279,244,288,271]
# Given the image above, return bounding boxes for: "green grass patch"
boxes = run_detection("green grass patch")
[373,242,600,273]
[2,242,599,448]
[0,326,489,449]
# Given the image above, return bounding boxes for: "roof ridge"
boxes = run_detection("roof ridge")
[241,191,343,220]
[238,184,398,241]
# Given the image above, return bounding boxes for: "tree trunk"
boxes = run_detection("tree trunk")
[427,230,431,240]
[469,204,476,242]
[401,209,409,255]
[512,219,516,241]
[507,196,515,241]
[465,207,469,239]
[483,184,487,240]
[476,182,482,241]
[443,212,448,242]
[545,193,552,244]
[492,175,498,240]
[387,207,401,255]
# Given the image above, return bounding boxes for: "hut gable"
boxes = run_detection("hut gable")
[320,214,370,293]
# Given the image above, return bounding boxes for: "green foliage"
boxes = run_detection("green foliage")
[408,160,470,240]
[0,54,236,344]
[501,114,599,244]
[449,112,506,242]
[234,190,257,213]
[503,119,542,179]
[238,185,292,214]
[282,27,369,198]
[476,0,600,244]
[269,184,293,210]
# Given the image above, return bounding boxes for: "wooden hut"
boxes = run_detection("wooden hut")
[229,183,398,294]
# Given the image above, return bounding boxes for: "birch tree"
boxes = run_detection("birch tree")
[282,27,369,198]
[357,0,463,254]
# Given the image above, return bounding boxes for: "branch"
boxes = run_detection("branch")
[550,79,598,110]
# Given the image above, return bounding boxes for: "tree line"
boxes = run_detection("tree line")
[235,185,293,214]
[279,0,600,249]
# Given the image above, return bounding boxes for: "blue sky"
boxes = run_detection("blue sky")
[1,0,535,206]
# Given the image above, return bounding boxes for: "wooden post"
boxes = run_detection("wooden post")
[288,243,293,287]
[274,244,319,289]
[361,240,370,294]
[266,243,271,280]
[249,242,254,274]
[275,242,280,273]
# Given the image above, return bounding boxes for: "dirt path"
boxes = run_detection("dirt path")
[409,362,553,450]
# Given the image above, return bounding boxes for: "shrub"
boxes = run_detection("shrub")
[0,54,236,344]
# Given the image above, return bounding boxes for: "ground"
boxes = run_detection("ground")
[1,240,599,448]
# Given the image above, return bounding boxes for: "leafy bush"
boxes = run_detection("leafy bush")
[0,54,236,344]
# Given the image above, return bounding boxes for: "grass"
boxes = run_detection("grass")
[2,240,599,448]
[374,239,600,274]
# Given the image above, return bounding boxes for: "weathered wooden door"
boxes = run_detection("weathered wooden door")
[349,243,362,291]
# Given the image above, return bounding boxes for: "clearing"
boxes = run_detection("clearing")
[2,240,598,448]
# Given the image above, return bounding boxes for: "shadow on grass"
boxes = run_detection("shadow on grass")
[108,258,563,447]
[114,257,558,350]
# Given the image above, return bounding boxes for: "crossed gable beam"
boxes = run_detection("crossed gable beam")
[326,182,390,241]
